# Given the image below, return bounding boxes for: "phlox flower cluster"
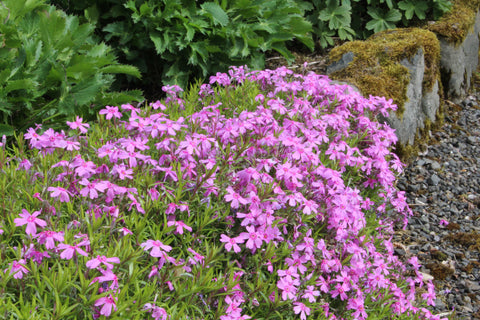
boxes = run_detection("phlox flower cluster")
[0,66,445,320]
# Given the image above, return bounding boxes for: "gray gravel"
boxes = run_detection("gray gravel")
[395,95,480,319]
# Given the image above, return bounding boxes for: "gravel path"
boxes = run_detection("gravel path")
[395,94,480,319]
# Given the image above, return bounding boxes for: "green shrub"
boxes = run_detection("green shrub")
[0,66,438,319]
[301,0,453,48]
[48,0,314,97]
[0,0,142,135]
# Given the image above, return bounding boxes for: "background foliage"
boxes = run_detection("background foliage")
[0,0,142,135]
[49,0,314,99]
[300,0,453,48]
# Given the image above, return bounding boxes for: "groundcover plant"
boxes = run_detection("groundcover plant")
[0,66,443,319]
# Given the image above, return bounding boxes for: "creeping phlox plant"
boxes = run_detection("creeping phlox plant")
[0,66,443,319]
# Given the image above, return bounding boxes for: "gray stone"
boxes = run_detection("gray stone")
[428,174,441,186]
[430,160,442,170]
[326,51,355,74]
[422,80,440,122]
[382,48,441,145]
[465,280,480,291]
[437,11,480,102]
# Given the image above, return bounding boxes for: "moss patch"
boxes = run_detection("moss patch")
[428,0,480,44]
[328,28,440,121]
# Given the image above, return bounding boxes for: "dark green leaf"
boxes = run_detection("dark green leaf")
[201,2,229,27]
[0,124,14,136]
[100,65,142,79]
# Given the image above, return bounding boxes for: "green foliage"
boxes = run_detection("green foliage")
[0,0,142,135]
[48,0,314,96]
[301,0,453,48]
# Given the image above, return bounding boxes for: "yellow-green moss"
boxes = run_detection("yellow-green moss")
[428,0,480,44]
[328,28,440,120]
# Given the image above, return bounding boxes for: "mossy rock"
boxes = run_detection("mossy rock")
[327,28,441,119]
[327,28,443,162]
[428,0,480,45]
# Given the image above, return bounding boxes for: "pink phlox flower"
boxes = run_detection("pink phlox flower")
[408,256,421,271]
[167,220,192,235]
[103,206,119,219]
[99,106,122,120]
[111,164,134,180]
[117,150,146,168]
[103,181,126,203]
[93,269,119,291]
[148,187,160,201]
[224,295,243,318]
[35,230,64,249]
[64,139,81,151]
[200,158,216,170]
[150,100,166,110]
[57,241,89,260]
[151,306,169,320]
[220,234,245,253]
[165,203,178,215]
[302,285,320,303]
[129,116,151,132]
[302,199,318,215]
[236,211,257,227]
[277,266,299,281]
[79,178,108,199]
[293,302,311,320]
[422,281,436,306]
[256,208,275,226]
[36,128,63,149]
[66,116,90,133]
[7,259,29,279]
[47,186,71,202]
[127,193,145,214]
[267,98,287,114]
[71,157,97,178]
[224,187,248,209]
[21,243,50,264]
[86,255,121,270]
[140,239,172,258]
[285,251,308,274]
[157,119,184,136]
[180,162,197,179]
[0,227,3,235]
[331,282,350,300]
[316,275,330,293]
[144,303,169,320]
[14,209,47,236]
[373,257,390,275]
[296,233,315,255]
[16,158,32,171]
[368,268,387,289]
[239,225,263,252]
[439,219,449,226]
[178,136,201,156]
[121,103,140,113]
[187,247,205,266]
[24,127,41,148]
[94,294,117,317]
[256,158,277,173]
[148,265,159,278]
[277,277,299,301]
[119,227,133,236]
[347,296,367,319]
[118,137,149,152]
